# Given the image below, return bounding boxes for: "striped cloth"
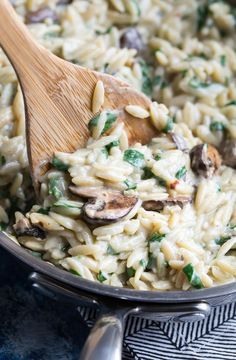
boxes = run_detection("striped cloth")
[78,302,236,360]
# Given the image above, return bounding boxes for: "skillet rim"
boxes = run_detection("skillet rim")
[2,231,236,303]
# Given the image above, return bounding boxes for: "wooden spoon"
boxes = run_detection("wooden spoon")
[0,0,156,189]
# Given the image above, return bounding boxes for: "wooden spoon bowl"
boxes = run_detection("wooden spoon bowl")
[0,0,156,188]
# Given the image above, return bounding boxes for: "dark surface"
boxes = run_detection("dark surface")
[0,246,88,360]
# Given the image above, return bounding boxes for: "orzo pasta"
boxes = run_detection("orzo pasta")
[2,0,236,290]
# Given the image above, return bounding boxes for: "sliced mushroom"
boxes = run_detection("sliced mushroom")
[57,0,72,4]
[190,144,221,178]
[120,28,144,53]
[143,196,191,212]
[26,7,58,24]
[69,186,138,225]
[13,215,46,239]
[169,132,188,151]
[219,139,236,168]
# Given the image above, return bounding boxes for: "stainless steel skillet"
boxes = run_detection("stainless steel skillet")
[1,232,236,360]
[1,0,236,359]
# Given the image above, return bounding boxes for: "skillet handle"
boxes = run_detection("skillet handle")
[79,310,126,360]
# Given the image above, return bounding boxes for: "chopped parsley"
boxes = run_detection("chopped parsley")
[215,235,231,246]
[148,232,166,243]
[97,271,107,283]
[210,121,225,132]
[124,179,137,190]
[127,267,136,278]
[175,166,187,180]
[123,149,144,167]
[183,263,204,289]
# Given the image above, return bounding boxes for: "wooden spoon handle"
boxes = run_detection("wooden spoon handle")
[0,0,49,80]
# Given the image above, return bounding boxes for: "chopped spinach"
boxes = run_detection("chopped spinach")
[154,154,162,161]
[0,222,7,231]
[103,113,118,134]
[0,155,6,166]
[148,232,166,243]
[142,166,154,180]
[105,140,120,152]
[52,157,69,171]
[95,26,112,35]
[127,267,136,278]
[97,271,107,283]
[53,199,82,209]
[161,80,168,89]
[210,121,225,132]
[101,147,109,158]
[146,253,156,270]
[162,117,174,133]
[189,77,211,89]
[70,269,81,276]
[124,179,137,190]
[229,223,236,230]
[157,177,166,187]
[123,149,144,167]
[197,4,208,31]
[131,0,141,17]
[139,259,147,268]
[30,251,42,258]
[0,188,10,199]
[183,263,204,289]
[220,55,226,66]
[175,166,187,180]
[48,177,64,200]
[225,100,236,106]
[140,61,153,96]
[215,235,231,246]
[153,75,162,86]
[107,244,119,255]
[88,112,117,134]
[37,207,51,215]
[61,244,70,253]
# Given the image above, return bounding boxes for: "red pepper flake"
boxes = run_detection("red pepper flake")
[170,180,179,189]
